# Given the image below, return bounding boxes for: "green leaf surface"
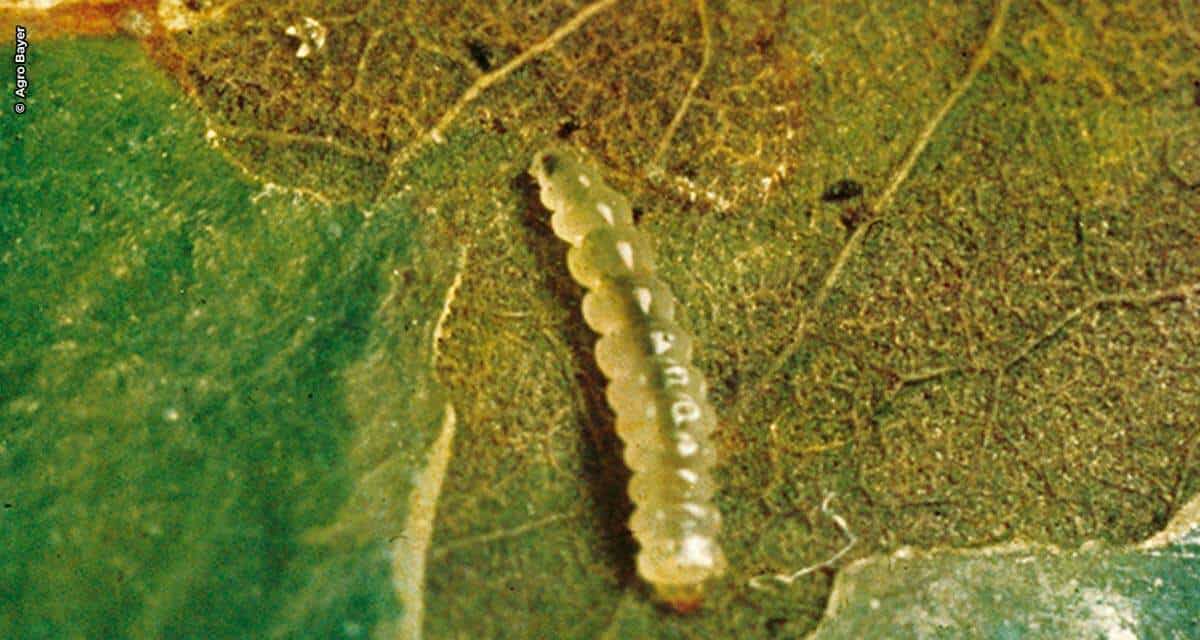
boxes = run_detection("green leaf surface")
[3,0,1199,637]
[0,37,449,639]
[809,496,1200,639]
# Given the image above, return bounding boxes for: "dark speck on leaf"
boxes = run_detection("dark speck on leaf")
[822,178,864,202]
[765,617,788,636]
[465,39,493,72]
[556,119,580,139]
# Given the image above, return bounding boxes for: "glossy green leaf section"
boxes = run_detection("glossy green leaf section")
[810,500,1200,640]
[3,0,1200,636]
[0,38,447,639]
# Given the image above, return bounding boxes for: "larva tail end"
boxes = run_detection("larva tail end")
[653,582,705,614]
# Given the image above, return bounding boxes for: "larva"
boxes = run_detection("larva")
[529,147,726,612]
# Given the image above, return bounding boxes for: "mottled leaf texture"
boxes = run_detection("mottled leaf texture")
[2,0,1199,638]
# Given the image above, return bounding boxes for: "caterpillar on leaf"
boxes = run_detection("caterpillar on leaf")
[529,147,726,612]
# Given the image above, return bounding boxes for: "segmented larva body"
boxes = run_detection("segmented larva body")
[529,147,726,611]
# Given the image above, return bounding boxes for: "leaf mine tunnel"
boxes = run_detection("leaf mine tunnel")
[529,147,726,612]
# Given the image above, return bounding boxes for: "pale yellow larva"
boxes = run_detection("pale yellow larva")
[529,147,726,612]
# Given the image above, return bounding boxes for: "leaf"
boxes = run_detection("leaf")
[4,0,1200,638]
[0,37,452,639]
[808,494,1200,639]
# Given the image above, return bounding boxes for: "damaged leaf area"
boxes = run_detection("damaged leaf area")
[170,0,813,209]
[3,0,1200,638]
[808,498,1200,639]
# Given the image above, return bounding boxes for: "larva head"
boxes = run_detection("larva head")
[637,526,727,614]
[528,149,571,213]
[655,582,706,614]
[529,146,633,246]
